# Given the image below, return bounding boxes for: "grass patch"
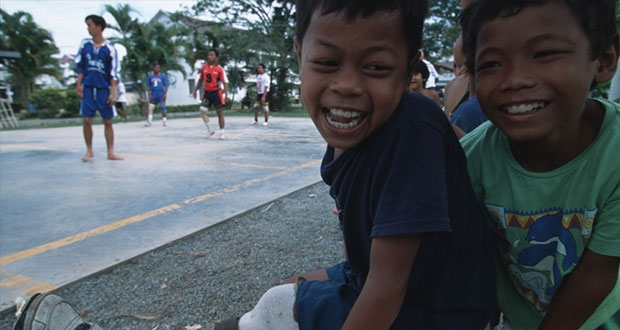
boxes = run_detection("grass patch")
[3,105,308,130]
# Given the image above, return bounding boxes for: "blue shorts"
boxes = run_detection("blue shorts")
[295,262,356,330]
[150,94,167,112]
[201,90,224,109]
[80,87,114,119]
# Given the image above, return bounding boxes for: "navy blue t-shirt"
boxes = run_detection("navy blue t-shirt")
[297,93,496,329]
[450,96,488,134]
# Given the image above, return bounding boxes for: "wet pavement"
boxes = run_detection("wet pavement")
[0,116,326,313]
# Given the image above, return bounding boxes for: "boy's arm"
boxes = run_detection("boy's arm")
[193,77,203,99]
[342,235,421,330]
[538,248,619,329]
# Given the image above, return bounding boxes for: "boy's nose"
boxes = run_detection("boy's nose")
[499,63,536,91]
[329,68,364,96]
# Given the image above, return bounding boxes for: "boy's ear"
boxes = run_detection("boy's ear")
[294,37,303,76]
[594,36,620,84]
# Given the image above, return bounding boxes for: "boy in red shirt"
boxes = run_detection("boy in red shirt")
[193,49,229,139]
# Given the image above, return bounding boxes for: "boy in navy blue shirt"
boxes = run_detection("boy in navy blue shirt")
[213,1,496,329]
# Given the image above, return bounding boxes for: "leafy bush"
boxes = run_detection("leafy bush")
[62,89,81,118]
[30,88,65,118]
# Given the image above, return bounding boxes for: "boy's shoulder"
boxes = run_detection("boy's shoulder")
[386,92,450,132]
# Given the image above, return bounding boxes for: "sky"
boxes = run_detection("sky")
[1,0,199,57]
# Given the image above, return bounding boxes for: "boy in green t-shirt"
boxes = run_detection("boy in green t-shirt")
[459,0,620,329]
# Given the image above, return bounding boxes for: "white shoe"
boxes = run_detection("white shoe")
[206,131,215,139]
[263,122,268,126]
[144,122,151,127]
[251,121,258,125]
[163,121,167,127]
[219,133,225,140]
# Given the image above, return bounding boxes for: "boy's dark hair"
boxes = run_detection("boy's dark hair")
[460,0,618,74]
[209,48,220,57]
[85,15,106,30]
[296,0,428,64]
[258,63,266,70]
[413,60,430,82]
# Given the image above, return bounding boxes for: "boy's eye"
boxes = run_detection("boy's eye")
[311,60,338,67]
[364,64,389,71]
[533,50,565,59]
[476,61,501,72]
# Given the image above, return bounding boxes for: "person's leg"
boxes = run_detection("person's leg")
[263,103,269,125]
[216,106,225,139]
[160,102,167,126]
[119,104,127,120]
[82,117,94,162]
[146,103,154,127]
[13,293,103,330]
[200,106,214,138]
[103,119,123,160]
[253,96,260,124]
[215,284,298,330]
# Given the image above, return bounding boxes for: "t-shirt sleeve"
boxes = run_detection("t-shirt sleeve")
[588,188,620,257]
[371,121,452,238]
[220,67,229,84]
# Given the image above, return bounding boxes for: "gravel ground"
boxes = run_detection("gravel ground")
[0,182,344,330]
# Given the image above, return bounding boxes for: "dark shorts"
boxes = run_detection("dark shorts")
[114,101,126,110]
[150,95,167,113]
[201,90,224,109]
[295,262,356,330]
[81,87,114,119]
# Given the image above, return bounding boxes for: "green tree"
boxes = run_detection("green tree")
[105,4,188,114]
[422,0,463,62]
[193,0,298,111]
[0,10,61,107]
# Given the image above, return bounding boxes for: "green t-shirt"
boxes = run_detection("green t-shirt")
[461,98,620,330]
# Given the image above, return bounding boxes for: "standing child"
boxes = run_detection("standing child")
[459,0,620,329]
[76,14,122,161]
[114,80,128,121]
[146,63,169,127]
[252,63,270,126]
[214,0,496,329]
[193,49,229,139]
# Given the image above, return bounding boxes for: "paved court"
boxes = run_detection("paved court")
[0,116,326,312]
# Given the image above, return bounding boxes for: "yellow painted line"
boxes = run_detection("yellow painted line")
[0,159,321,266]
[0,204,180,266]
[119,153,286,170]
[0,268,57,295]
[183,159,321,204]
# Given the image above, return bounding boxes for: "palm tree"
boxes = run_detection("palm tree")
[104,5,188,114]
[0,10,61,107]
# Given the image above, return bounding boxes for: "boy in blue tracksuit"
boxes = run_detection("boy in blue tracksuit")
[76,14,122,161]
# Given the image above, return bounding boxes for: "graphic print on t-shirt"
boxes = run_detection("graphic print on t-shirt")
[485,204,597,312]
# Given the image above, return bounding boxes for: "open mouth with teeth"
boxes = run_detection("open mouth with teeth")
[501,102,548,115]
[323,107,365,130]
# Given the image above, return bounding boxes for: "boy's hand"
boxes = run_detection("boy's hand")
[107,89,116,105]
[342,235,421,330]
[538,249,619,329]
